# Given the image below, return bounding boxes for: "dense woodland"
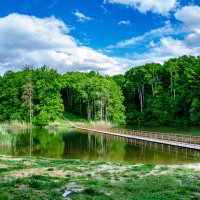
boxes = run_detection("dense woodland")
[0,67,125,125]
[114,55,200,126]
[61,71,125,124]
[0,55,199,126]
[0,67,64,126]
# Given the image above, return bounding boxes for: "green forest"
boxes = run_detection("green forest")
[0,55,200,126]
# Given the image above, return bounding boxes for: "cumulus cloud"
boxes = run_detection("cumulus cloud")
[154,37,198,56]
[73,11,93,22]
[118,20,131,25]
[0,11,199,77]
[174,6,200,51]
[185,31,200,47]
[0,13,138,75]
[175,6,200,30]
[104,0,177,15]
[129,36,200,65]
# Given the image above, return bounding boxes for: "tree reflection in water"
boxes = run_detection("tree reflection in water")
[0,128,198,164]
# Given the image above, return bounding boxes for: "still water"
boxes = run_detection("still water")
[0,128,200,164]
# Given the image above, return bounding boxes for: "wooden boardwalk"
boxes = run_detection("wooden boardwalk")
[77,127,200,150]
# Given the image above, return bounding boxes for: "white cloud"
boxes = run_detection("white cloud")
[154,37,197,56]
[0,13,138,75]
[100,5,110,14]
[185,31,200,47]
[0,12,199,77]
[148,40,156,47]
[175,6,200,30]
[73,11,93,22]
[104,0,177,15]
[107,22,173,48]
[118,20,131,25]
[174,6,200,52]
[129,36,200,65]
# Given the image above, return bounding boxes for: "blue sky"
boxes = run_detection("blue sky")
[0,0,200,75]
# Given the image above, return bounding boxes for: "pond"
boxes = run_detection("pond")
[0,128,200,164]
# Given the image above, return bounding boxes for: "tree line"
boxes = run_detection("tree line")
[0,55,199,126]
[0,67,125,126]
[113,55,200,126]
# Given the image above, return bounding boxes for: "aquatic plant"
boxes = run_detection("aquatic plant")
[0,127,13,147]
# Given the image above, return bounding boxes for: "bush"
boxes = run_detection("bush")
[33,110,50,126]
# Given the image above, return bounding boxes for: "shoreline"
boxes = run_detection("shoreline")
[0,118,72,130]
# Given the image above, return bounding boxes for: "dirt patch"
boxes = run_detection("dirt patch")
[0,163,8,168]
[95,164,130,174]
[144,163,200,177]
[6,168,48,178]
[0,157,23,162]
[18,184,28,191]
[21,161,37,166]
[6,167,86,179]
[66,182,85,192]
[181,163,200,171]
[167,163,200,172]
[5,164,131,180]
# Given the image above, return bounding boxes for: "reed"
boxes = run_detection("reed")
[0,127,13,147]
[0,120,31,129]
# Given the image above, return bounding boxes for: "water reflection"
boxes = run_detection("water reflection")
[0,128,199,164]
[13,129,65,158]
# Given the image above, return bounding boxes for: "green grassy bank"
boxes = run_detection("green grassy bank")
[0,156,199,200]
[0,116,71,130]
[0,111,88,130]
[63,111,89,125]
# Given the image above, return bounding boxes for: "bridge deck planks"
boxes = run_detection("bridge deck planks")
[77,127,200,150]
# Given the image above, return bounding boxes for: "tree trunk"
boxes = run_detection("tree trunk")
[151,83,154,97]
[100,97,103,121]
[102,98,104,121]
[29,90,32,125]
[138,86,144,113]
[87,101,91,120]
[94,97,96,120]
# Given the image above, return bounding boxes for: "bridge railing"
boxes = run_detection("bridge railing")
[78,125,200,145]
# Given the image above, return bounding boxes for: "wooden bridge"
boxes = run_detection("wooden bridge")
[76,125,200,150]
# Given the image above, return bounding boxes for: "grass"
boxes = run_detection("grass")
[0,120,30,129]
[63,112,115,128]
[0,156,200,200]
[47,117,71,129]
[63,111,90,125]
[0,117,71,131]
[0,128,13,147]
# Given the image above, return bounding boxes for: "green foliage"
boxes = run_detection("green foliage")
[0,66,64,126]
[61,71,126,124]
[131,164,155,172]
[34,109,51,126]
[190,98,200,125]
[116,55,200,126]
